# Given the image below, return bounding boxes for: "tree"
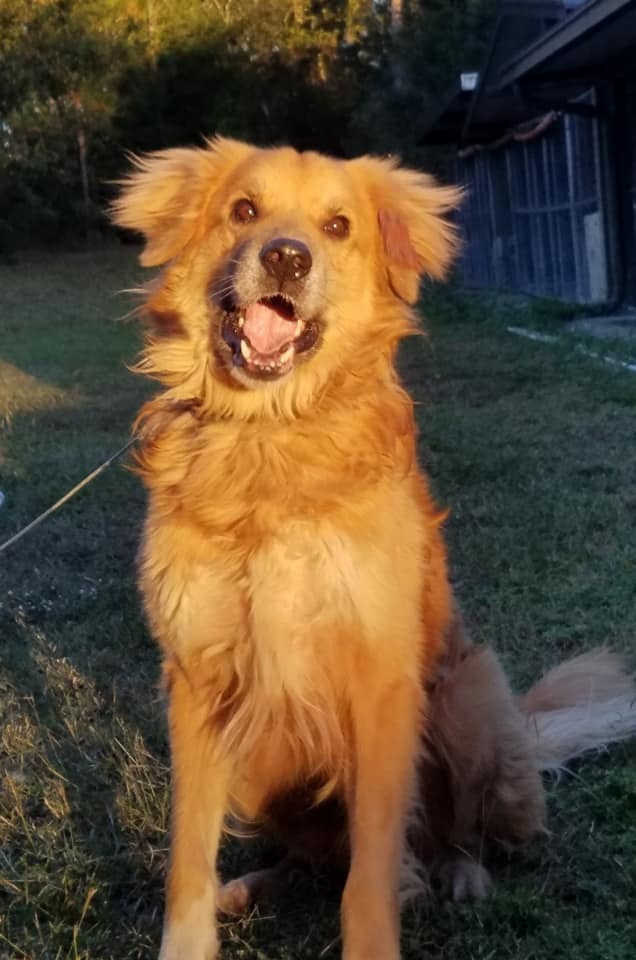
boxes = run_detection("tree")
[0,0,497,244]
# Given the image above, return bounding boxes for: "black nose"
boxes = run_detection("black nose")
[260,238,312,284]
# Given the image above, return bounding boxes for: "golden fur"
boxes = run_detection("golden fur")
[113,139,636,960]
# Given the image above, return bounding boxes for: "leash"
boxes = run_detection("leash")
[0,435,138,557]
[0,397,200,557]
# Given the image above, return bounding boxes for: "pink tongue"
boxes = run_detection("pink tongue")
[243,303,296,355]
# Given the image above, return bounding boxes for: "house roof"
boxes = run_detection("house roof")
[463,0,563,138]
[497,0,636,89]
[420,0,636,146]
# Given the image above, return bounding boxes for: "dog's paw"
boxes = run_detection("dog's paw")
[217,875,256,915]
[159,936,218,960]
[159,898,218,960]
[436,857,493,901]
[217,859,297,915]
[342,942,401,960]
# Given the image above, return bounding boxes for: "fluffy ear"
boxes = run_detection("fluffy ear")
[350,156,462,303]
[110,137,252,266]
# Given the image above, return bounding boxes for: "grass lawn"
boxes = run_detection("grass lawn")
[1,248,635,959]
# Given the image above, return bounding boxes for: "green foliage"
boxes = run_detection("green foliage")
[0,1,497,245]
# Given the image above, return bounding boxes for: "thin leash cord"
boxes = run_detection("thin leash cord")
[0,435,138,557]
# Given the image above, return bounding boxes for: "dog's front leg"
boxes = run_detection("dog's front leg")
[341,671,421,960]
[159,658,231,960]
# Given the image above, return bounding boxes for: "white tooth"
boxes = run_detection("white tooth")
[295,318,305,337]
[280,346,293,363]
[238,314,245,328]
[240,339,252,360]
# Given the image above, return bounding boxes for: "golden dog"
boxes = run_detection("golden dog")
[113,139,636,959]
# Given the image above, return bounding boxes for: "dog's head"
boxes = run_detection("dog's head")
[113,139,460,414]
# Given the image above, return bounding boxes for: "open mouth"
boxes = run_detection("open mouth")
[221,294,319,380]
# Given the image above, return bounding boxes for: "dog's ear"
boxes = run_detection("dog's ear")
[111,138,251,267]
[351,157,462,303]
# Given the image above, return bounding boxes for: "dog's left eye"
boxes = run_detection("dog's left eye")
[233,198,258,223]
[323,215,350,239]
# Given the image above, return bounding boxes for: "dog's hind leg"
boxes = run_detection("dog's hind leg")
[217,855,300,914]
[432,855,492,901]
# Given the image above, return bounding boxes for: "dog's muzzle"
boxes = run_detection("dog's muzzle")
[219,236,321,382]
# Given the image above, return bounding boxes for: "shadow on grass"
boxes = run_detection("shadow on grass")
[0,250,170,953]
[1,395,165,954]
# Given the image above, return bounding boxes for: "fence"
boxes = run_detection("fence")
[455,97,610,304]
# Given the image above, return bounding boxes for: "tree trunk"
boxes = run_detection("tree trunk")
[390,0,407,93]
[78,126,90,241]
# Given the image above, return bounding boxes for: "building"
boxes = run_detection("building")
[421,0,636,305]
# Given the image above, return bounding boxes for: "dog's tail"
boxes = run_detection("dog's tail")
[517,648,636,773]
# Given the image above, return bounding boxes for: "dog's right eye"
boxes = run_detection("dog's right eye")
[232,198,258,224]
[323,215,350,240]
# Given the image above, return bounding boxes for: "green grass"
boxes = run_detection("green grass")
[1,251,635,959]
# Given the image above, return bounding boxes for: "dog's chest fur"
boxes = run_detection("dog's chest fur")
[139,406,427,802]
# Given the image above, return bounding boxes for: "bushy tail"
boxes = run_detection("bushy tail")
[518,648,636,773]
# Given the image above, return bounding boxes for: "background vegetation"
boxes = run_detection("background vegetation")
[1,0,496,246]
